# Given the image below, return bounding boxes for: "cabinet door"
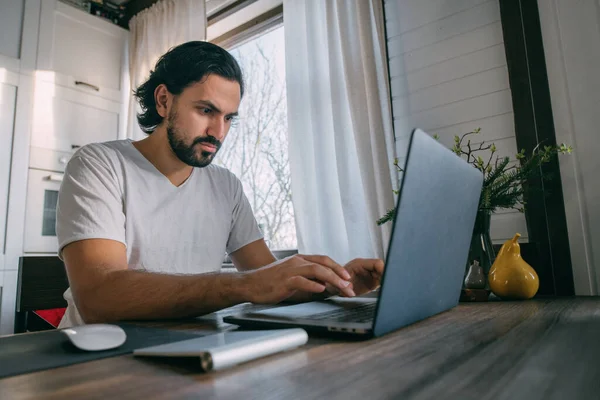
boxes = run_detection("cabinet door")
[0,0,25,63]
[38,0,127,100]
[0,82,17,268]
[30,81,121,153]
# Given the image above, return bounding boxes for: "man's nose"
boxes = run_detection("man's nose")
[207,118,227,141]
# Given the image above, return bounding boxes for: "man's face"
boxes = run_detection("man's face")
[166,74,240,168]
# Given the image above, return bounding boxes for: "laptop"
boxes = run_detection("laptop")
[224,128,483,338]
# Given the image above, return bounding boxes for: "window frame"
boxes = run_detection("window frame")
[210,5,283,50]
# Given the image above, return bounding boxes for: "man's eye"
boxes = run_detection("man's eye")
[225,115,238,122]
[200,107,213,114]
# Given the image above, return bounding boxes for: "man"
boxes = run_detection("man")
[56,41,383,328]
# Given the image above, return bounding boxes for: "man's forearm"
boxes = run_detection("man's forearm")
[75,269,249,324]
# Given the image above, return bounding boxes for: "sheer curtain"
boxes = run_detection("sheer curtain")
[284,0,397,264]
[127,0,206,140]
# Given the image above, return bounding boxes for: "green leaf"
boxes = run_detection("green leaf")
[376,208,396,226]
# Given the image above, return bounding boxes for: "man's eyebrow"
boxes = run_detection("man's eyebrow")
[193,100,238,117]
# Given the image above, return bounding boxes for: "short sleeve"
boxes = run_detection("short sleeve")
[56,151,126,258]
[226,177,263,254]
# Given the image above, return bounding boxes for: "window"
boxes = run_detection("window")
[214,25,297,250]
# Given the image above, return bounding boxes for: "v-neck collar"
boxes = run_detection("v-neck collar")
[126,139,196,189]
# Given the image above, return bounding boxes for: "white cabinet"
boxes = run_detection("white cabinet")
[37,0,128,99]
[30,0,128,154]
[27,0,128,248]
[30,80,122,152]
[1,0,129,334]
[0,0,25,71]
[52,7,124,92]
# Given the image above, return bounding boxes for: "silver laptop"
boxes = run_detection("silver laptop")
[224,128,483,338]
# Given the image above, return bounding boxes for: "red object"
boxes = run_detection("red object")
[34,308,66,328]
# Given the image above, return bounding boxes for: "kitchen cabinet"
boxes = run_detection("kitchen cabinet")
[37,0,127,100]
[31,0,128,155]
[0,0,25,72]
[0,0,31,336]
[30,80,122,153]
[1,0,129,334]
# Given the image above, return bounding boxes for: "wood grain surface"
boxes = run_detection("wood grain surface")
[1,298,599,400]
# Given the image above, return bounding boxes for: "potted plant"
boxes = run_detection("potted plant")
[377,128,572,274]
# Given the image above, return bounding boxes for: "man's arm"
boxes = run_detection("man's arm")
[229,238,277,271]
[63,239,249,323]
[64,238,354,324]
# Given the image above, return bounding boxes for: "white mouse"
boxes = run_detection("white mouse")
[62,324,127,351]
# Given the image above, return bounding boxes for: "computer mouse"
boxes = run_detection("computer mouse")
[62,324,127,351]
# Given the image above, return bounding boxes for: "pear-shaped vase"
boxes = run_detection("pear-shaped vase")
[489,233,539,299]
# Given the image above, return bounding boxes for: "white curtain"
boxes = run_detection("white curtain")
[284,0,397,264]
[128,0,206,140]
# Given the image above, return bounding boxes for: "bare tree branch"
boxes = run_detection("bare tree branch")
[216,33,296,249]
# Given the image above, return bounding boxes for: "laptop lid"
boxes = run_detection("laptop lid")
[372,128,483,337]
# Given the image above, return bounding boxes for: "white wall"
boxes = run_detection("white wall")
[384,0,527,243]
[537,0,600,295]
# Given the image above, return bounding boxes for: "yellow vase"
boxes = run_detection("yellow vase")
[488,233,539,300]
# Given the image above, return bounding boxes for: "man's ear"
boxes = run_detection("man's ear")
[154,84,170,118]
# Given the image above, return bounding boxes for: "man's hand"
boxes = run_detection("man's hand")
[324,258,384,297]
[241,255,355,304]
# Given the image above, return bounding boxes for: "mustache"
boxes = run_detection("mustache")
[193,136,222,149]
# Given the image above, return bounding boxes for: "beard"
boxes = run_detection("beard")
[166,108,222,168]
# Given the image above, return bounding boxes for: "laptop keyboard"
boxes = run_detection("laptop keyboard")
[301,302,376,323]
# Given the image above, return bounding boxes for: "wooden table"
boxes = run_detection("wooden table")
[1,298,599,399]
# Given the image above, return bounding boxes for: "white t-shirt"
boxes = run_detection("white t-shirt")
[56,139,263,328]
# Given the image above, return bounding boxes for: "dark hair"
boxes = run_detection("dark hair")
[134,41,244,133]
